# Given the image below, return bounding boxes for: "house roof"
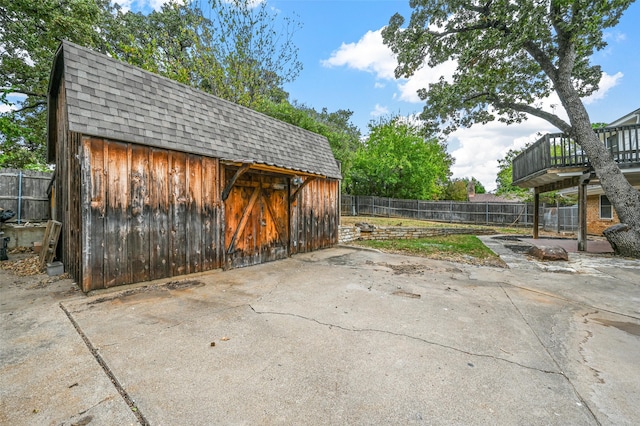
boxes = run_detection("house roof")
[47,41,341,179]
[607,107,640,127]
[468,193,523,203]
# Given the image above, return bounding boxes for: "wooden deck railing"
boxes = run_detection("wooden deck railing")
[513,124,640,184]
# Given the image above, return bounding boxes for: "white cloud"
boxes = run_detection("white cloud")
[0,103,16,114]
[149,0,174,10]
[321,30,397,80]
[583,71,623,105]
[448,116,557,191]
[396,60,457,103]
[0,94,26,114]
[370,104,389,118]
[374,82,385,89]
[112,0,135,12]
[323,28,624,192]
[604,30,627,43]
[322,28,457,104]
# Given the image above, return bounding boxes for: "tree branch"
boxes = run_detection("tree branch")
[463,92,491,103]
[521,40,559,83]
[11,101,46,114]
[428,22,494,39]
[493,101,571,132]
[4,89,46,98]
[550,0,575,80]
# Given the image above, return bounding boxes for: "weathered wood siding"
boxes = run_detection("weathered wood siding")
[53,78,83,285]
[52,93,338,291]
[290,177,339,254]
[224,169,290,269]
[81,138,222,291]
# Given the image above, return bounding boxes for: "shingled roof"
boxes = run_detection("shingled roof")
[48,41,341,179]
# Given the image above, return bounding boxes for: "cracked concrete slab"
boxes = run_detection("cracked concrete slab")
[2,242,639,425]
[0,276,138,426]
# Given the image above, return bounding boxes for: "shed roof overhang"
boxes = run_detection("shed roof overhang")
[220,160,328,179]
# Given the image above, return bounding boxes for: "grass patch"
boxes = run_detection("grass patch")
[341,216,526,235]
[353,234,505,267]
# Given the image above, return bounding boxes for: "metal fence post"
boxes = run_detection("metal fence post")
[17,170,23,224]
[485,203,489,225]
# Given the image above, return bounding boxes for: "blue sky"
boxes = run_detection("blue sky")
[114,1,640,190]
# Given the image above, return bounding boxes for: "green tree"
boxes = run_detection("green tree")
[0,0,110,169]
[257,100,361,186]
[106,0,301,108]
[104,1,207,85]
[383,0,640,257]
[443,177,486,201]
[495,149,532,199]
[442,178,468,201]
[196,0,301,107]
[470,177,486,195]
[1,0,303,168]
[347,116,452,199]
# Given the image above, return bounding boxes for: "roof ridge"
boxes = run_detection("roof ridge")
[59,40,336,144]
[51,41,341,179]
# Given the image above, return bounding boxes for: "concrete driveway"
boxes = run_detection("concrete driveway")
[1,238,639,425]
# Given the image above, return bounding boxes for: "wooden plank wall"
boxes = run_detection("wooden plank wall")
[53,78,83,286]
[81,137,222,291]
[290,177,339,255]
[0,168,52,222]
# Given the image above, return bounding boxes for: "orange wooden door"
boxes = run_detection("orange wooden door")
[224,171,289,268]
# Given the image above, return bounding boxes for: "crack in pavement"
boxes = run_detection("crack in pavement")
[247,304,564,376]
[499,285,601,425]
[491,280,640,322]
[59,303,148,426]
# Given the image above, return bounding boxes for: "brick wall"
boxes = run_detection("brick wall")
[586,195,619,235]
[338,225,496,243]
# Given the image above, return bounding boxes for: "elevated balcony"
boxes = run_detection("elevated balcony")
[512,124,640,193]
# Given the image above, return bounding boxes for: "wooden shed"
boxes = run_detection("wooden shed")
[47,41,341,292]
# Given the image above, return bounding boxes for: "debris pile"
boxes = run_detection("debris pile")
[0,254,43,276]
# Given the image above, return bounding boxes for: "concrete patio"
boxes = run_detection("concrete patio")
[1,238,639,425]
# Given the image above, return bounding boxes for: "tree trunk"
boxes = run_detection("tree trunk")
[559,86,640,257]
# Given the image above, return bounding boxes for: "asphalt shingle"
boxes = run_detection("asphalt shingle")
[51,41,341,179]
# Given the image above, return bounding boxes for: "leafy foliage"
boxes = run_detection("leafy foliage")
[106,0,301,108]
[382,0,632,134]
[198,0,302,106]
[347,116,452,199]
[257,100,361,182]
[0,0,110,169]
[442,177,486,201]
[1,0,302,168]
[383,0,640,256]
[495,149,531,199]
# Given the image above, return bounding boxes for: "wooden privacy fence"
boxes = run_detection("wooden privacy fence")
[0,168,52,222]
[342,195,535,227]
